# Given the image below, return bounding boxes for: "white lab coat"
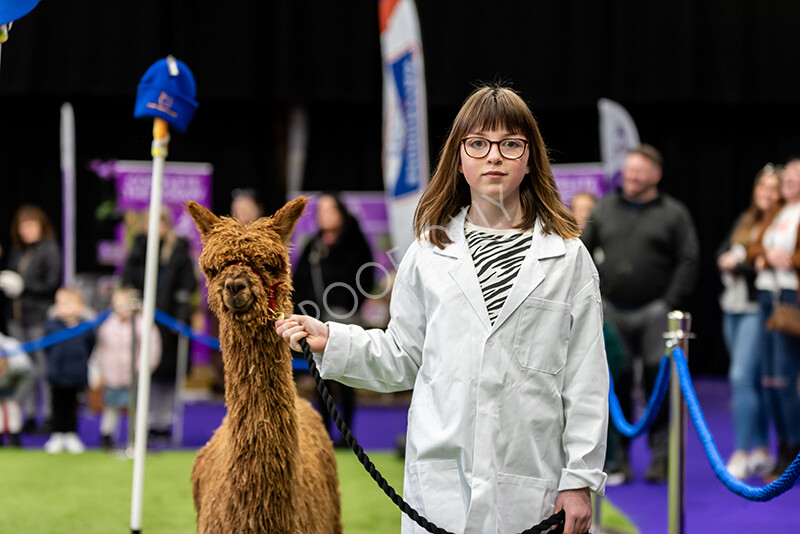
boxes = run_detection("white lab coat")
[318,210,608,534]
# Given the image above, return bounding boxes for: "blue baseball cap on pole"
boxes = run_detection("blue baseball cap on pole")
[0,0,40,25]
[133,55,198,133]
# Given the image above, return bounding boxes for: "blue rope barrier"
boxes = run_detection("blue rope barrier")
[608,354,671,438]
[153,309,220,351]
[672,346,800,501]
[0,308,308,370]
[153,310,308,371]
[0,308,112,359]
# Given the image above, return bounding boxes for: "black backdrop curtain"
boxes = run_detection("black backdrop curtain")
[3,0,800,374]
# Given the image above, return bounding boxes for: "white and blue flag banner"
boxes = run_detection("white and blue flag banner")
[380,0,429,256]
[598,98,640,190]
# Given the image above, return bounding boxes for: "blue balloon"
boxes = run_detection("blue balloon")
[0,0,41,26]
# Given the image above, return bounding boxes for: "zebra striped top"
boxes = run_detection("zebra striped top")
[465,221,533,325]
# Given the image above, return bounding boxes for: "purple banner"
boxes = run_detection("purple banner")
[112,160,213,262]
[552,163,608,207]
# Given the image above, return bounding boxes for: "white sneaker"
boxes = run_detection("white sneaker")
[605,472,628,487]
[44,433,65,454]
[748,447,776,477]
[726,450,752,479]
[63,432,85,454]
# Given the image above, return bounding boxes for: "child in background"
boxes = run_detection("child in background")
[42,288,95,454]
[0,332,34,447]
[89,288,161,449]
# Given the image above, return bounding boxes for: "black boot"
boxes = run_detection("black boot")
[21,417,37,434]
[765,440,790,483]
[9,433,21,447]
[774,442,800,479]
[101,434,114,450]
[645,456,668,483]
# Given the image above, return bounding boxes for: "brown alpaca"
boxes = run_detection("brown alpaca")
[187,198,342,534]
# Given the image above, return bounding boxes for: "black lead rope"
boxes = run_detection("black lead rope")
[299,338,582,534]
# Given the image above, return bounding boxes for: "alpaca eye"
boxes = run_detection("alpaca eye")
[264,265,277,275]
[207,268,219,278]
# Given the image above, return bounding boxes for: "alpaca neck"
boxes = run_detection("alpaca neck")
[219,319,300,526]
[221,321,297,423]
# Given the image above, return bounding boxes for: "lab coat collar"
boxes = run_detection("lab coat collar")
[432,209,492,331]
[432,209,566,333]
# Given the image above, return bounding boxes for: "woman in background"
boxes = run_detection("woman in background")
[122,209,196,440]
[718,164,781,479]
[2,205,61,433]
[292,192,374,445]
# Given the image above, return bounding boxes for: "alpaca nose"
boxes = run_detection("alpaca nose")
[224,277,248,298]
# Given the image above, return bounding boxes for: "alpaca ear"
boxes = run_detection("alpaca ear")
[271,196,308,244]
[186,201,221,239]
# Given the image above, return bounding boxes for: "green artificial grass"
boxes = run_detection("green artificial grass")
[0,448,636,533]
[0,448,404,534]
[596,495,640,534]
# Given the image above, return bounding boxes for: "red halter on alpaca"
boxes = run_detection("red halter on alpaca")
[234,262,285,321]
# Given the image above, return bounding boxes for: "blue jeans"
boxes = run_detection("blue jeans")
[723,311,769,450]
[758,290,800,444]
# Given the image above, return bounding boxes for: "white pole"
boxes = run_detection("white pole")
[130,119,169,534]
[286,106,309,193]
[60,102,76,287]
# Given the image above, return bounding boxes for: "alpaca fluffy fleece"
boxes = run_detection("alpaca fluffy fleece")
[188,198,341,534]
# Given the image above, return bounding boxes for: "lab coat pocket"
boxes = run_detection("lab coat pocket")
[512,298,570,374]
[496,472,558,533]
[407,459,466,532]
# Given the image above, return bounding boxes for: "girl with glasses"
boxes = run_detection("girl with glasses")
[278,84,607,534]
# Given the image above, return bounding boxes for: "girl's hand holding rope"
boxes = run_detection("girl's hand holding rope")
[276,314,330,353]
[553,488,592,534]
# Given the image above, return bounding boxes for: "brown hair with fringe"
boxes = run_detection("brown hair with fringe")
[731,164,784,246]
[413,84,578,248]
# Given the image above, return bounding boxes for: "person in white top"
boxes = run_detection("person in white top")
[278,84,608,534]
[749,157,800,482]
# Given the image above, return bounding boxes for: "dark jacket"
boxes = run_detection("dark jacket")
[293,216,374,320]
[121,235,197,381]
[44,317,95,388]
[581,189,700,309]
[5,239,61,327]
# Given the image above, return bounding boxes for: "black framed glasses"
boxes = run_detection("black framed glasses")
[461,137,529,160]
